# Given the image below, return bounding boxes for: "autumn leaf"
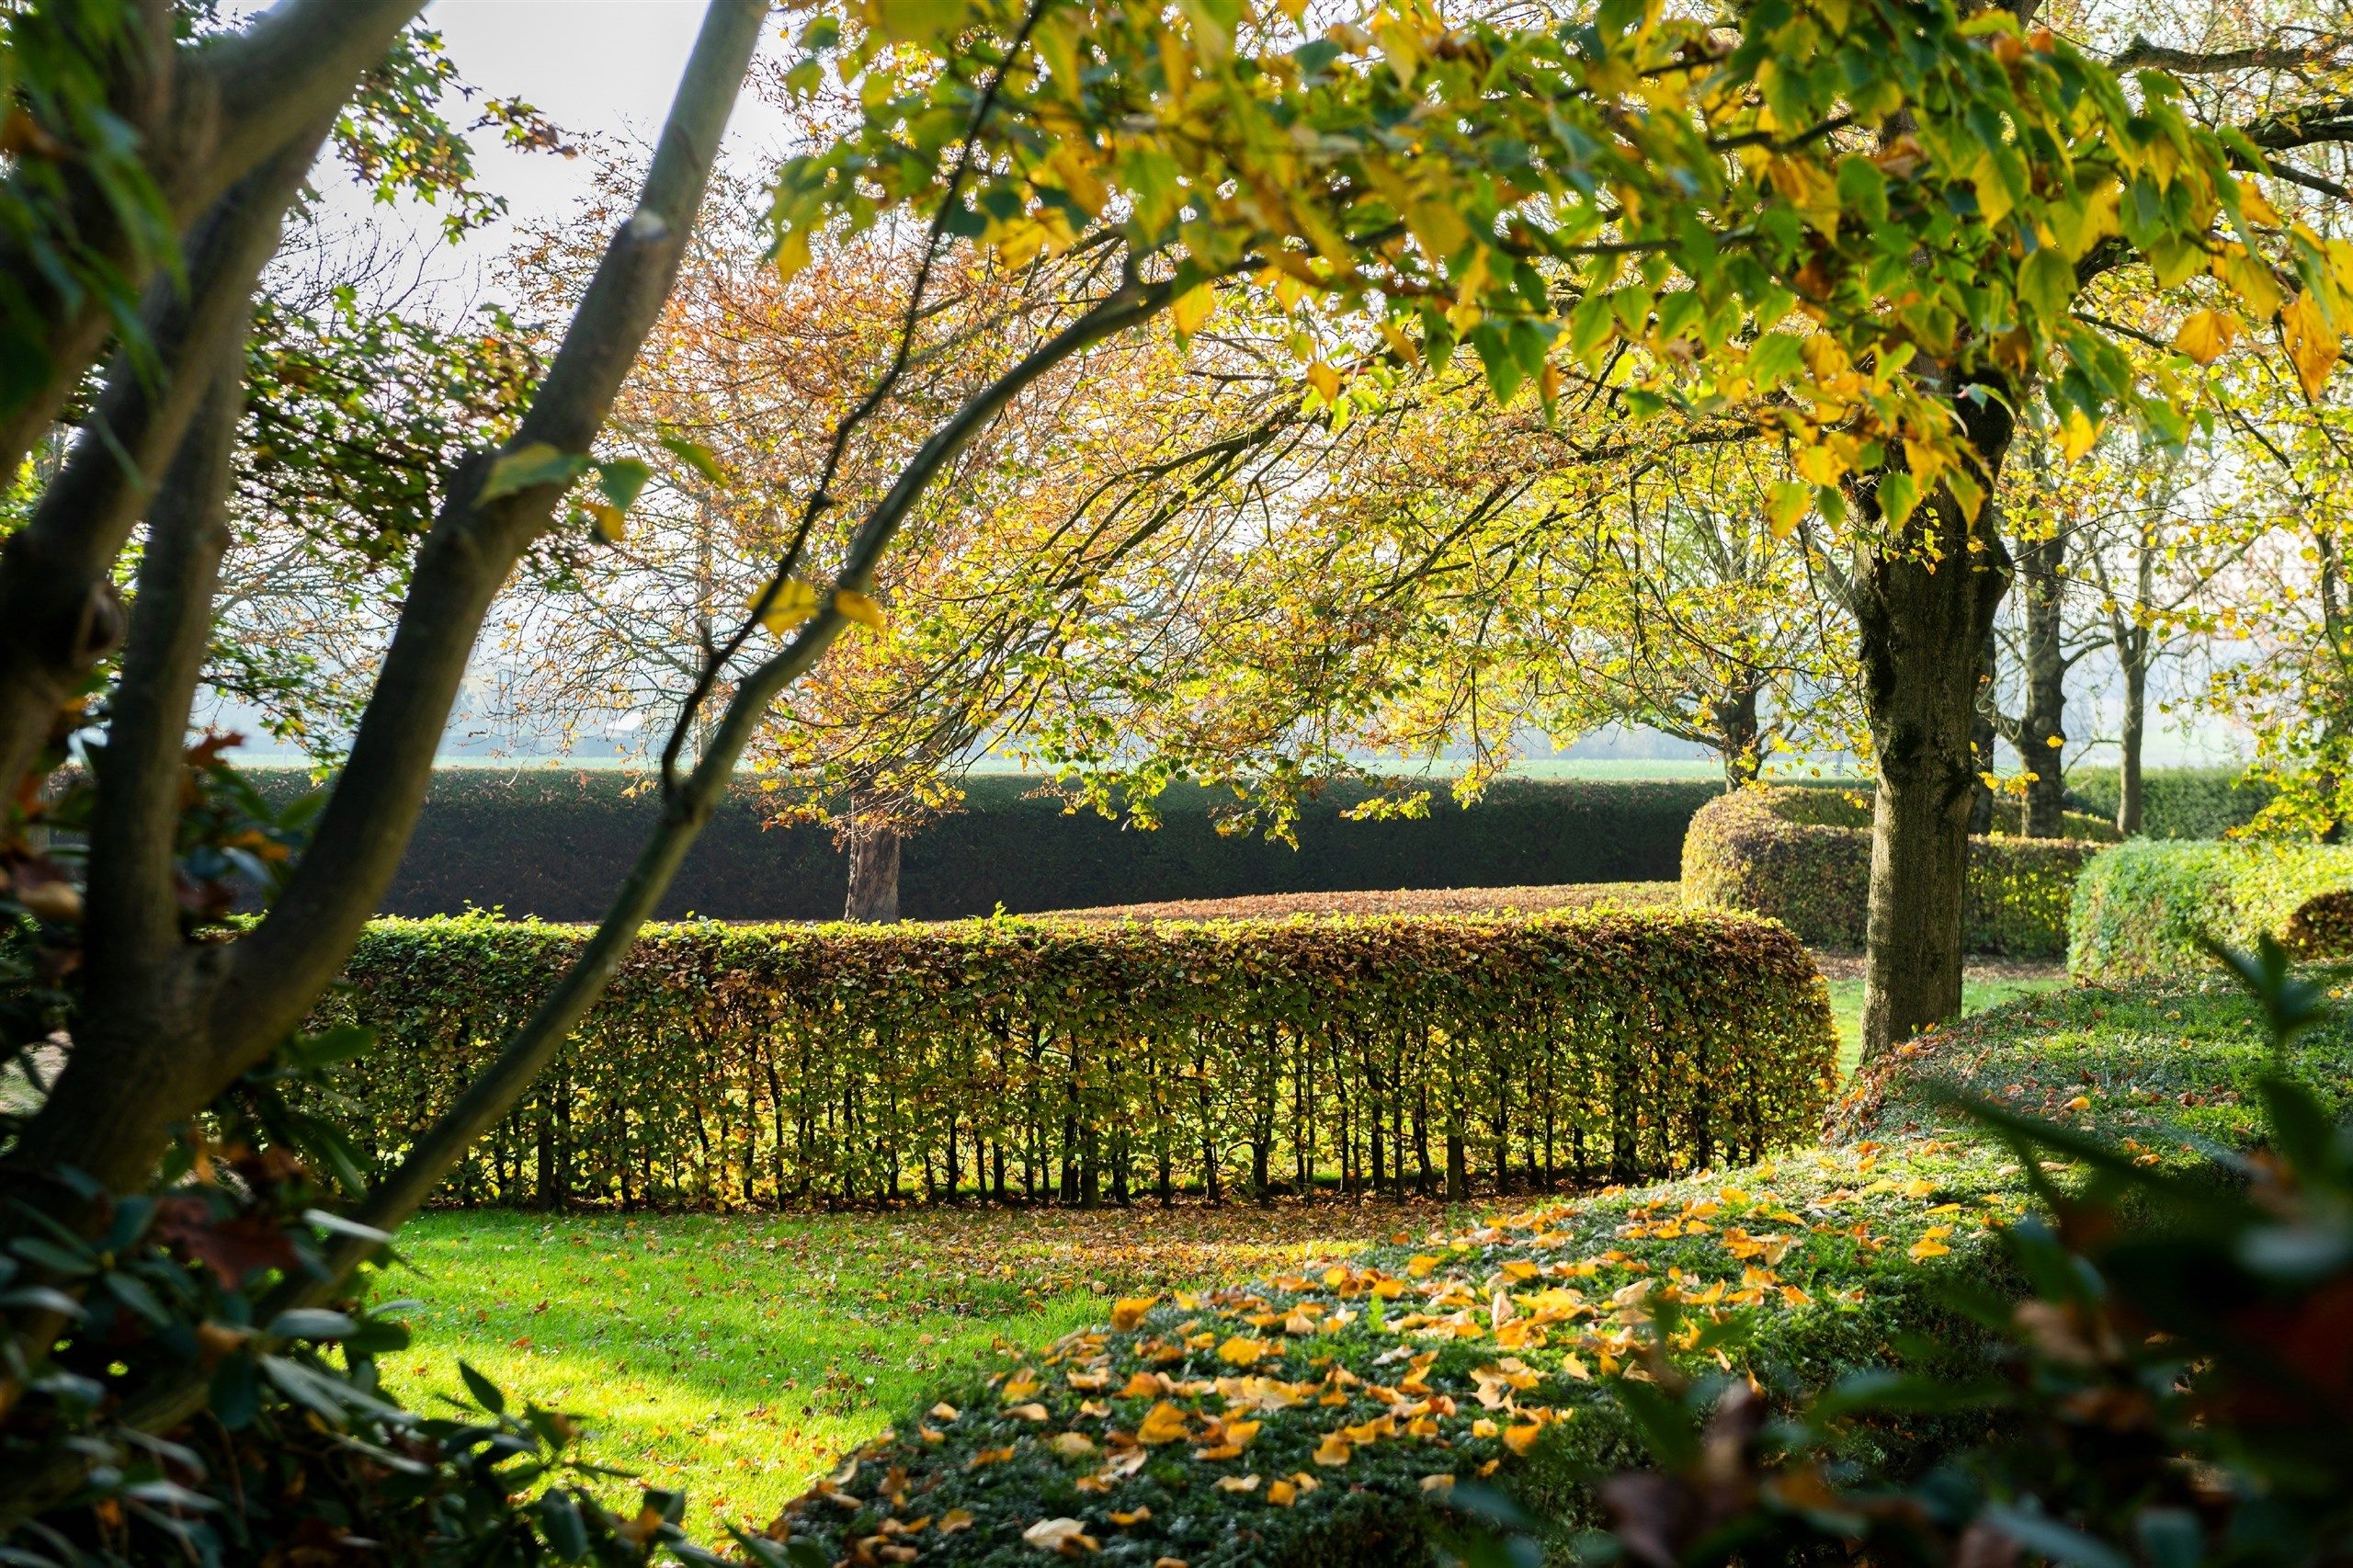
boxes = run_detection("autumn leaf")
[1170,286,1215,340]
[1111,1295,1158,1332]
[2282,290,2341,400]
[835,588,888,631]
[1503,1422,1543,1456]
[1020,1516,1099,1554]
[1136,1401,1190,1445]
[750,580,819,635]
[2172,308,2239,365]
[1217,1335,1268,1366]
[1313,1433,1352,1466]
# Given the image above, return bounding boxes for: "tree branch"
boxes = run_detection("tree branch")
[2115,33,2351,74]
[209,0,773,1081]
[0,122,328,811]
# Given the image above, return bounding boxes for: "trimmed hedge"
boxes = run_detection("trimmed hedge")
[324,909,1835,1210]
[764,984,2353,1567]
[248,770,1721,921]
[2067,838,2353,982]
[2066,766,2275,840]
[1680,787,2110,957]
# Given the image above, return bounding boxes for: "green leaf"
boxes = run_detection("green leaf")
[597,457,653,513]
[460,1359,507,1415]
[481,443,589,501]
[660,435,726,484]
[1878,471,1921,529]
[2018,244,2076,326]
[871,0,965,44]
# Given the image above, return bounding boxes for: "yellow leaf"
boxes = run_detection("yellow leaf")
[1050,1431,1096,1457]
[1313,1433,1352,1466]
[1214,1473,1260,1494]
[1267,1478,1298,1506]
[1108,1507,1151,1527]
[1502,1423,1543,1456]
[1907,1238,1951,1261]
[1137,1401,1190,1445]
[750,580,819,636]
[939,1508,975,1532]
[2057,409,2101,464]
[1792,442,1847,488]
[834,588,887,630]
[1218,1335,1268,1367]
[588,501,626,544]
[2063,1095,2092,1111]
[1419,1473,1455,1494]
[1111,1296,1158,1333]
[2283,290,2341,400]
[1170,285,1215,340]
[1001,1369,1041,1403]
[1306,361,1342,403]
[1766,480,1810,540]
[1008,1402,1051,1422]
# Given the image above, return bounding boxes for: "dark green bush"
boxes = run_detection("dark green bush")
[1680,787,2107,956]
[2067,765,2276,839]
[244,770,1721,921]
[2068,838,2353,982]
[324,909,1835,1210]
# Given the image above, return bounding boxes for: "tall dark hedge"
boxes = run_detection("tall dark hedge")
[322,908,1835,1210]
[1681,787,2107,956]
[2065,767,2274,840]
[245,769,1722,920]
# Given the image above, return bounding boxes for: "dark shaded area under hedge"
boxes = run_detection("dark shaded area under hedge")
[248,771,1722,920]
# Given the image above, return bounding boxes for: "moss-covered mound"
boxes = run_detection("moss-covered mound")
[1681,786,2110,957]
[757,986,2343,1565]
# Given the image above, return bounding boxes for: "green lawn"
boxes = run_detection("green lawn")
[1824,972,2067,1074]
[372,1203,1404,1542]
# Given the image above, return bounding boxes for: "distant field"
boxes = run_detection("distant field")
[1040,880,1683,922]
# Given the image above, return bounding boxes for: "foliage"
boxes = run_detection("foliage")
[2066,766,2278,841]
[2068,837,2353,982]
[323,909,1836,1210]
[242,768,1719,921]
[764,983,2346,1566]
[1681,789,2108,957]
[1045,881,1680,923]
[1574,938,2353,1567]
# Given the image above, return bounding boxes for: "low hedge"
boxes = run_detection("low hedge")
[2066,766,2275,840]
[249,770,1721,921]
[325,908,1835,1210]
[762,984,2351,1566]
[2067,838,2353,982]
[1680,787,2110,957]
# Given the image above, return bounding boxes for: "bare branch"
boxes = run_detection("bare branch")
[2115,33,2352,74]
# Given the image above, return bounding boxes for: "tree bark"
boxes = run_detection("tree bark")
[1852,390,2016,1062]
[844,801,904,923]
[2016,519,2070,836]
[1713,680,1764,789]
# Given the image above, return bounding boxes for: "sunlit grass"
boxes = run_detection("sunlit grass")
[1824,973,2068,1076]
[375,1203,1405,1542]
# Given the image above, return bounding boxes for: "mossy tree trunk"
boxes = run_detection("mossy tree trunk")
[1852,389,2016,1062]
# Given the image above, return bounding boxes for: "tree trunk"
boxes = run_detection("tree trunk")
[1969,631,1996,835]
[2117,635,2146,836]
[1713,680,1764,789]
[843,799,903,923]
[1852,392,2016,1062]
[2016,522,2069,836]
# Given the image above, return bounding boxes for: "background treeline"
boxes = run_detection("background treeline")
[321,910,1835,1210]
[250,766,2266,920]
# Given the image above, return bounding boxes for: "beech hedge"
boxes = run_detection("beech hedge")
[2065,766,2274,840]
[1680,787,2111,957]
[2067,839,2353,982]
[322,909,1835,1210]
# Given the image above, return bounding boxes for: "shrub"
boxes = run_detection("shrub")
[2067,838,2353,982]
[244,770,1722,921]
[2066,765,2276,839]
[760,984,2353,1567]
[324,909,1835,1210]
[1680,788,2109,957]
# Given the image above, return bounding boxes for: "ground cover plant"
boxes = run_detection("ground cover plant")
[764,981,2347,1565]
[325,910,1834,1210]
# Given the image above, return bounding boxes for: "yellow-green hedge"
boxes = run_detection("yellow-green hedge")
[323,909,1836,1210]
[1681,787,2109,957]
[2068,839,2353,982]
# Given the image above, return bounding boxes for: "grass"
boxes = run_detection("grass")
[1824,972,2066,1075]
[372,1202,1411,1541]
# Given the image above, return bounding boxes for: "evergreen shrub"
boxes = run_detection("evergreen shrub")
[1680,787,2109,956]
[2067,838,2353,981]
[324,909,1836,1210]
